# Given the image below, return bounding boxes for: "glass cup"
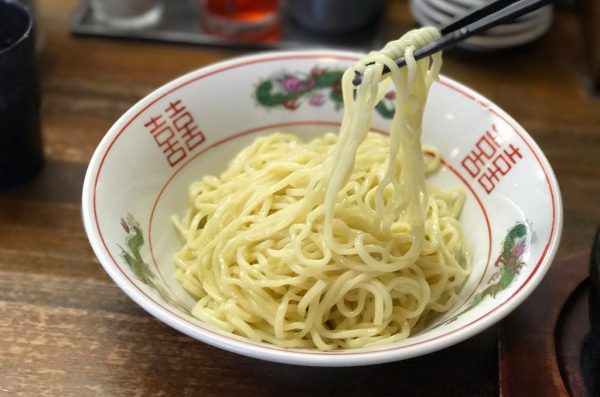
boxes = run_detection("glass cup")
[287,0,385,34]
[90,0,163,29]
[0,0,43,192]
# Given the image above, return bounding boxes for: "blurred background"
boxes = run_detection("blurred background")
[1,0,599,396]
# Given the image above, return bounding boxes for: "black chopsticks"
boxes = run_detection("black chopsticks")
[352,0,553,86]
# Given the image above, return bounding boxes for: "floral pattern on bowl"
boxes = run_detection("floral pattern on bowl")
[254,66,397,118]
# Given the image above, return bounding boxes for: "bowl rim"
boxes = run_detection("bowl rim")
[82,49,563,366]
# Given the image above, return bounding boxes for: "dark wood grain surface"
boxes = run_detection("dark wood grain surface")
[1,1,599,396]
[499,253,589,397]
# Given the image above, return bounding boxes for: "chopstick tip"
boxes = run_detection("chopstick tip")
[352,70,362,87]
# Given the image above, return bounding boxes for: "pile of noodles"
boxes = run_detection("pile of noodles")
[173,27,471,350]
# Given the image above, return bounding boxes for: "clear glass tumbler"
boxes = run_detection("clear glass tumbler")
[90,0,163,29]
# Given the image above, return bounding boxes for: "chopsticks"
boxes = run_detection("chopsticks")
[352,0,553,86]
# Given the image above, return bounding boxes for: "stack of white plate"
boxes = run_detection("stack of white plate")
[409,0,553,51]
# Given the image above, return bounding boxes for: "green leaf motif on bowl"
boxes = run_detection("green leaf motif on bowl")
[254,66,396,119]
[441,222,530,326]
[118,214,188,313]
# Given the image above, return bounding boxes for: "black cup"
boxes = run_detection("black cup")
[0,0,43,192]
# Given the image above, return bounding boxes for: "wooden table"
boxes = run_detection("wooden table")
[1,1,599,396]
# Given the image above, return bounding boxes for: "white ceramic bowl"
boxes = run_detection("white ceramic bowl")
[82,50,562,366]
[410,0,553,50]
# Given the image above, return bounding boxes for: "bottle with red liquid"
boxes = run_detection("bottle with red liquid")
[200,0,280,41]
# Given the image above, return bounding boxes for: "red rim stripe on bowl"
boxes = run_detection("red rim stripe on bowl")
[91,53,559,358]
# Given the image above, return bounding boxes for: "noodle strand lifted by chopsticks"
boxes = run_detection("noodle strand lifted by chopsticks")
[173,27,471,350]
